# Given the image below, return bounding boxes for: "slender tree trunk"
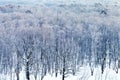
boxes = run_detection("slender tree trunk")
[16,57,20,80]
[34,65,38,80]
[115,60,118,74]
[55,70,58,77]
[109,59,111,68]
[90,68,94,76]
[55,57,58,77]
[16,72,19,80]
[10,69,13,80]
[41,75,44,80]
[101,58,106,74]
[62,57,65,80]
[16,49,21,80]
[26,61,30,80]
[62,68,65,80]
[34,75,37,80]
[118,59,120,68]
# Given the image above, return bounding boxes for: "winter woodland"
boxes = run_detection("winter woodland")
[0,1,120,80]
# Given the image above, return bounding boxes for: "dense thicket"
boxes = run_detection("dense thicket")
[0,4,120,80]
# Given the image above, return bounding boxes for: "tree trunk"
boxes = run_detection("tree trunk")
[72,69,75,75]
[55,61,58,77]
[16,72,19,80]
[109,59,111,68]
[89,62,94,76]
[34,75,37,80]
[26,61,30,80]
[62,68,65,80]
[55,72,58,77]
[16,52,20,80]
[115,60,118,74]
[62,57,65,80]
[34,71,37,80]
[118,59,120,68]
[91,69,94,76]
[101,58,106,74]
[41,76,44,80]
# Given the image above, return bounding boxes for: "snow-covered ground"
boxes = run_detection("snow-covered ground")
[30,67,120,80]
[0,66,120,80]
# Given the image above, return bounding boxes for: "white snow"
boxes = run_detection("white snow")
[1,66,118,80]
[43,67,120,80]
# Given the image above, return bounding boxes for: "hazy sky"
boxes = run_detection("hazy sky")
[0,0,119,5]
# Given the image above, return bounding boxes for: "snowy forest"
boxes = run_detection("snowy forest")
[0,1,120,80]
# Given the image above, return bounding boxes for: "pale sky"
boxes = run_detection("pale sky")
[0,0,120,5]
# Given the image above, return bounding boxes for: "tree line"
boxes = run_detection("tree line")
[0,24,120,80]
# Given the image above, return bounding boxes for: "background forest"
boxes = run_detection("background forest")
[0,2,120,80]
